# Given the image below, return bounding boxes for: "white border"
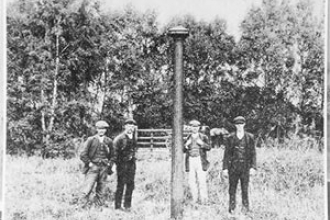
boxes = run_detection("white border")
[0,0,328,219]
[324,0,329,218]
[1,0,6,217]
[327,0,329,217]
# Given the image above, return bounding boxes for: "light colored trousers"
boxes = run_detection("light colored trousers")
[81,164,108,204]
[188,157,208,203]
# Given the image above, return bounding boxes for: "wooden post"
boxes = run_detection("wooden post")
[150,130,154,151]
[150,130,154,160]
[168,26,189,219]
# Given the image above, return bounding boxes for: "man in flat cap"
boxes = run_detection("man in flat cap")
[184,119,211,204]
[79,120,115,207]
[222,116,257,215]
[113,118,138,210]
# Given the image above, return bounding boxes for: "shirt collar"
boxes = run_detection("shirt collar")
[97,135,105,143]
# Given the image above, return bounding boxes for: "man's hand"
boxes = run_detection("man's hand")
[249,168,256,176]
[185,139,192,149]
[107,164,116,175]
[222,169,229,178]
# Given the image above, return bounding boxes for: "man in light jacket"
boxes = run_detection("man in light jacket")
[184,119,211,204]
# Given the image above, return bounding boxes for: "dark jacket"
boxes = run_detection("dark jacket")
[183,133,211,172]
[222,132,256,171]
[113,132,137,164]
[80,135,114,174]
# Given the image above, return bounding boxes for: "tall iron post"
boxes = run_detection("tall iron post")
[168,26,189,219]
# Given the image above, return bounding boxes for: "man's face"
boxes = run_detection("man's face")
[235,123,245,131]
[97,127,107,136]
[191,126,199,134]
[124,124,135,134]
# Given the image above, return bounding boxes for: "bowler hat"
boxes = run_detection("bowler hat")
[233,116,245,124]
[189,120,201,127]
[95,120,109,128]
[124,118,137,125]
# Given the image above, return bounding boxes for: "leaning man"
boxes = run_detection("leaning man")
[184,119,211,204]
[222,116,257,215]
[113,118,137,210]
[79,120,115,207]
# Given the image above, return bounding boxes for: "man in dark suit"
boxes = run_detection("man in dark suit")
[79,120,115,207]
[222,116,257,215]
[113,118,137,211]
[184,119,211,204]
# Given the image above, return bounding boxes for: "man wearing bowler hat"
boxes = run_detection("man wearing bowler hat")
[222,116,257,215]
[80,120,115,207]
[184,119,211,204]
[113,118,138,210]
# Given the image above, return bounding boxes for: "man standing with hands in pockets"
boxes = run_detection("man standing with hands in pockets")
[222,116,257,215]
[79,120,115,208]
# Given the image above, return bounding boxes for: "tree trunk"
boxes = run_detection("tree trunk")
[127,96,134,119]
[124,85,134,119]
[42,26,60,158]
[293,114,301,137]
[48,31,59,132]
[41,89,48,158]
[95,72,106,117]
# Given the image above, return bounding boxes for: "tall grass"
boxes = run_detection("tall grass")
[5,139,324,220]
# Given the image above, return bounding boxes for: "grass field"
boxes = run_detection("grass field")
[5,141,324,220]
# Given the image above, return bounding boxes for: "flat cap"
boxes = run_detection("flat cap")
[189,120,201,127]
[95,120,109,128]
[124,118,137,125]
[233,116,245,124]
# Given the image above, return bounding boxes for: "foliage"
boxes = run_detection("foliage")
[7,0,106,155]
[6,0,324,156]
[238,0,324,137]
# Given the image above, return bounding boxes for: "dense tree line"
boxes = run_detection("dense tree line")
[7,0,324,156]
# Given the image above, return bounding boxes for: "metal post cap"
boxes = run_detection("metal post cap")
[168,26,189,38]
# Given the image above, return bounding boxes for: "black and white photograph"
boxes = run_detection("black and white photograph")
[3,0,326,219]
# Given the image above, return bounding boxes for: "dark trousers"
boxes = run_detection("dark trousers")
[228,162,250,213]
[115,160,136,209]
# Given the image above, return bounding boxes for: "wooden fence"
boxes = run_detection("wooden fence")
[137,128,191,149]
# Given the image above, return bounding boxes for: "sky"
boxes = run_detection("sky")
[102,0,324,40]
[5,0,325,40]
[103,0,263,40]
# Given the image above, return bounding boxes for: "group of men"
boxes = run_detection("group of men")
[79,118,137,211]
[184,116,257,215]
[79,115,257,216]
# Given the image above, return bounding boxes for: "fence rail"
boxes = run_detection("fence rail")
[137,128,191,149]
